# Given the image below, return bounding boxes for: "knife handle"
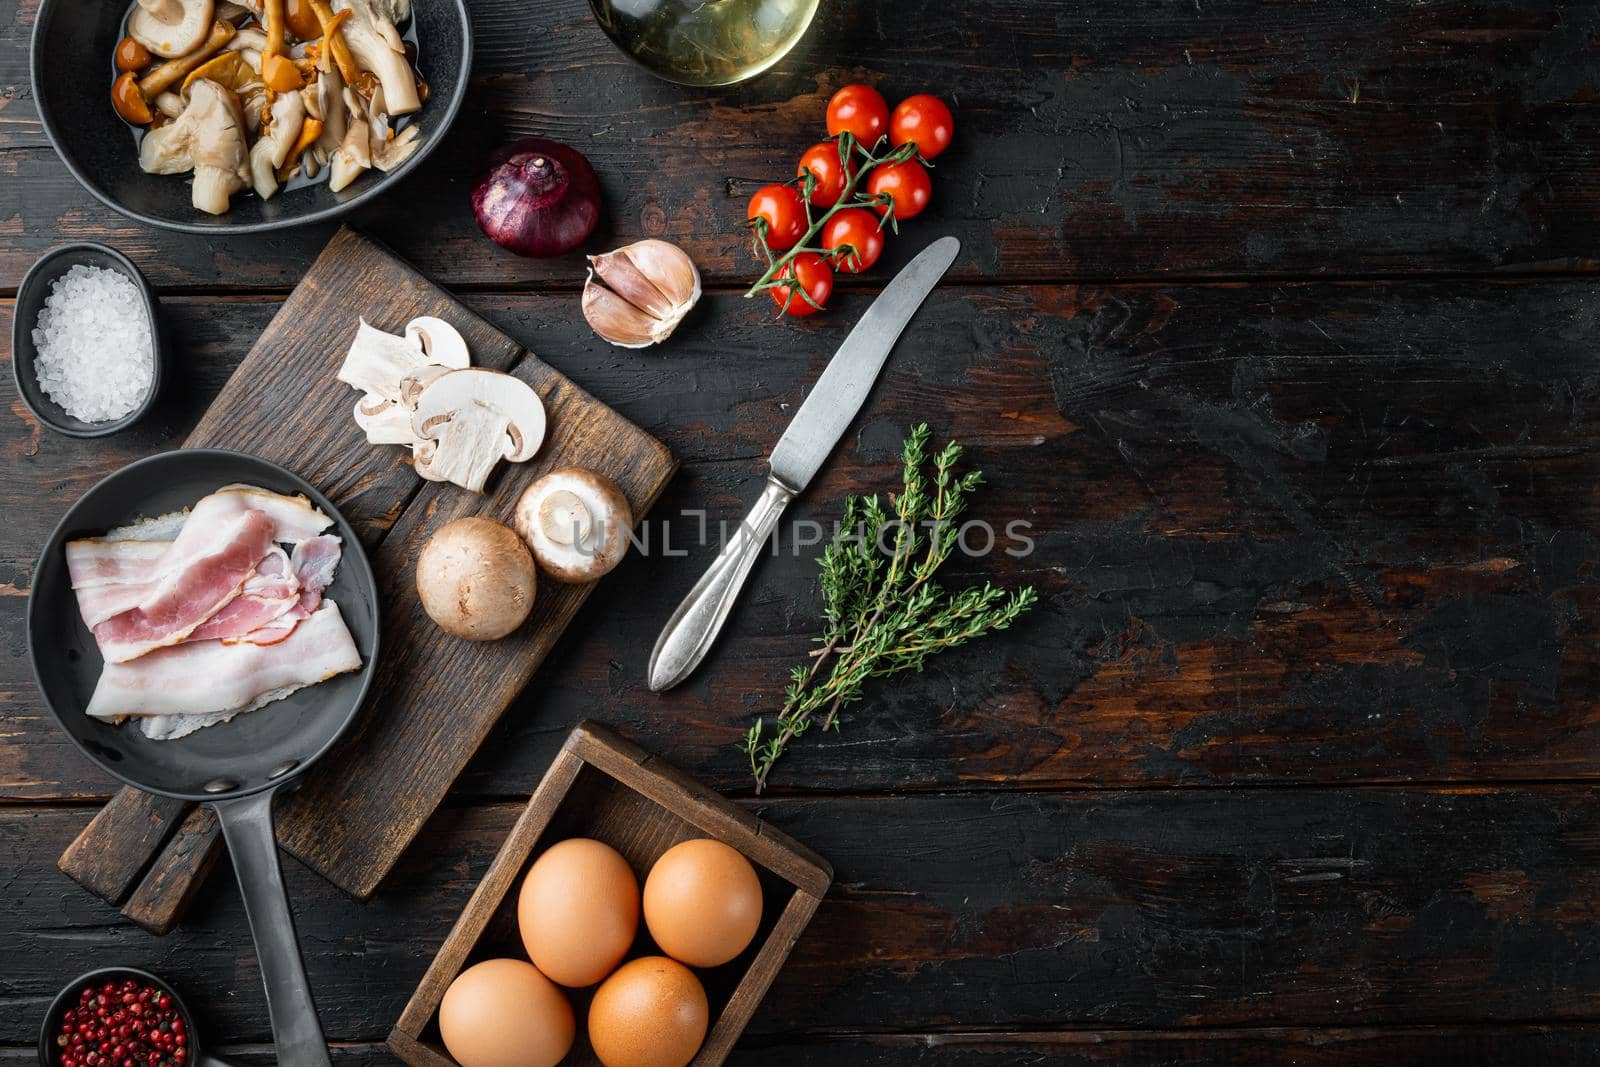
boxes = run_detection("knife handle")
[648,475,794,692]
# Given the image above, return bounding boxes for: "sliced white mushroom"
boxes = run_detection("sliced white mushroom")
[514,469,634,583]
[333,0,420,115]
[339,318,478,447]
[249,87,304,199]
[129,0,215,58]
[403,317,470,368]
[410,369,546,493]
[352,394,414,444]
[351,363,452,446]
[138,79,249,215]
[337,318,431,398]
[397,363,454,406]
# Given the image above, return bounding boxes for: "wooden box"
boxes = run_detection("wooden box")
[388,722,832,1067]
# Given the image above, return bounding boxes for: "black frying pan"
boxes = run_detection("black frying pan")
[28,449,380,1067]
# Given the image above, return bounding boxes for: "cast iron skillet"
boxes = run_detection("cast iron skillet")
[28,450,380,1066]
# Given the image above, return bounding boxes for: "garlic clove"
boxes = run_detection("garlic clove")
[582,274,665,349]
[621,239,700,309]
[589,246,675,321]
[582,239,701,349]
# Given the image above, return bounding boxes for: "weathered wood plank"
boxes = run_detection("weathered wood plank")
[8,788,1600,1043]
[4,0,1600,287]
[10,1026,1600,1065]
[4,278,1597,802]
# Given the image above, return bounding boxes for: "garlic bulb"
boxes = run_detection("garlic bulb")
[582,239,702,348]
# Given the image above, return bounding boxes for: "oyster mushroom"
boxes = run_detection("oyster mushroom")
[514,468,634,583]
[153,91,187,119]
[410,369,546,493]
[328,87,371,192]
[223,25,269,57]
[312,60,348,157]
[365,87,422,173]
[248,83,305,198]
[333,0,420,114]
[129,0,215,58]
[138,78,250,215]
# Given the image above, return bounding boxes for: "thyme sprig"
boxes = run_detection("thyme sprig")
[743,425,1038,792]
[745,131,922,313]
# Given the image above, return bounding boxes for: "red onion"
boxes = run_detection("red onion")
[471,139,602,257]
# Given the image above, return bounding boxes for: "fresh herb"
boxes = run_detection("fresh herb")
[744,425,1038,792]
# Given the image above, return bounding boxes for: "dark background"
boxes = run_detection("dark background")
[4,0,1600,1062]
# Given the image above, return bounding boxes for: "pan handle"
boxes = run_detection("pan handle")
[212,790,332,1067]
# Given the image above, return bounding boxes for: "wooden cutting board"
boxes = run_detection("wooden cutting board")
[57,227,676,930]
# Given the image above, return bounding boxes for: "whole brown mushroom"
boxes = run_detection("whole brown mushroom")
[417,517,537,640]
[514,469,633,584]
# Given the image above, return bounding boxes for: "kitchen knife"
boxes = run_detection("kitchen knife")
[647,235,961,692]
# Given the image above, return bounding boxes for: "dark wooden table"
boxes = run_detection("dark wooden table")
[5,1,1600,1063]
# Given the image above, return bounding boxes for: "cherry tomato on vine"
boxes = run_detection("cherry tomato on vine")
[771,253,834,317]
[796,142,856,208]
[822,208,886,274]
[747,183,808,250]
[867,159,932,220]
[891,94,954,159]
[826,84,889,145]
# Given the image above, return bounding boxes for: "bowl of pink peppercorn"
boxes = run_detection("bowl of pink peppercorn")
[37,968,217,1067]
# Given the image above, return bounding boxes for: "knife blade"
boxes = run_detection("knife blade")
[769,234,962,491]
[647,235,960,692]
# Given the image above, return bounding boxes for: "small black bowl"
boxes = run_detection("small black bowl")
[37,966,232,1067]
[12,243,164,438]
[29,0,472,234]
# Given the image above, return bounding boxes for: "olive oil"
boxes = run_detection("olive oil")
[590,0,820,87]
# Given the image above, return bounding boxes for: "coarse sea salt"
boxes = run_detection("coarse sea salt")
[31,264,154,423]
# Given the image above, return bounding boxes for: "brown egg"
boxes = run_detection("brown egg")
[518,837,640,987]
[587,956,709,1067]
[644,838,764,967]
[438,958,574,1067]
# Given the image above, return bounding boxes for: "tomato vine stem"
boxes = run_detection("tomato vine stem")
[745,133,922,307]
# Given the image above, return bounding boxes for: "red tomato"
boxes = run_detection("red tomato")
[796,142,856,208]
[746,183,808,251]
[891,94,954,159]
[822,208,885,273]
[867,159,932,220]
[771,253,834,317]
[826,84,889,146]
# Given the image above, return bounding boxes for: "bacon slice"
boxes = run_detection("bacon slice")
[70,487,335,658]
[67,486,331,593]
[188,548,302,643]
[92,510,278,663]
[65,539,172,589]
[86,603,363,722]
[221,536,345,646]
